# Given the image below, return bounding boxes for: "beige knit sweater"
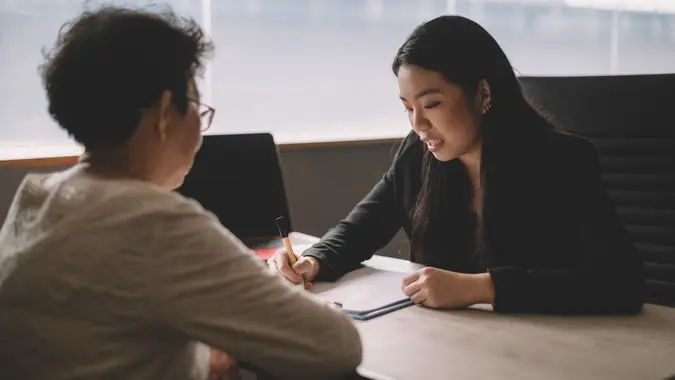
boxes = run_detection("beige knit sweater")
[0,165,362,380]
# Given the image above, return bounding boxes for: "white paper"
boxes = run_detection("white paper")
[311,267,409,313]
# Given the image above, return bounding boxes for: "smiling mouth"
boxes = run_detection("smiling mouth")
[424,139,444,152]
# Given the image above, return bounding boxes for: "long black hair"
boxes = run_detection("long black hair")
[392,15,553,265]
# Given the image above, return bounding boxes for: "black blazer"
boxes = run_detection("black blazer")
[302,129,644,314]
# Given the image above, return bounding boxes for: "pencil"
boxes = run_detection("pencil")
[275,216,305,288]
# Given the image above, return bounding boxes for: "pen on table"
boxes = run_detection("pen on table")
[275,216,305,289]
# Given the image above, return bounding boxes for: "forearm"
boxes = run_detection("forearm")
[468,272,495,305]
[488,266,644,314]
[222,286,362,378]
[302,213,402,281]
[165,265,363,378]
[302,167,405,282]
[302,228,371,281]
[151,217,363,378]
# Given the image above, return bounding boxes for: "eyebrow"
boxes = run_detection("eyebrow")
[399,88,443,101]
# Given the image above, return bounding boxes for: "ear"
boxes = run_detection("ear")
[475,79,492,115]
[155,90,174,140]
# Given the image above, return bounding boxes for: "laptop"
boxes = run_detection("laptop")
[175,133,299,260]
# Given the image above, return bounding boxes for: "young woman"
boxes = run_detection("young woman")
[0,6,361,380]
[269,15,644,315]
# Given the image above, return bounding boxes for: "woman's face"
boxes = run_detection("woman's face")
[397,64,483,162]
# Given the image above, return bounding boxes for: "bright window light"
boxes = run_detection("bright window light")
[1,0,674,159]
[566,0,675,14]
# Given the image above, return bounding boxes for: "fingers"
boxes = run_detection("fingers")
[402,271,426,305]
[402,271,421,286]
[409,288,427,304]
[267,251,320,286]
[402,279,422,297]
[209,349,235,376]
[266,257,278,273]
[293,258,317,286]
[292,259,314,277]
[267,250,303,284]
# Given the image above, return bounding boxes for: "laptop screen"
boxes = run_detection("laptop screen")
[175,133,292,242]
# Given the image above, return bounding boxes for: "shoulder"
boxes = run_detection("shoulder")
[549,130,597,156]
[398,130,422,155]
[90,179,206,216]
[66,177,220,236]
[392,131,423,167]
[85,179,251,257]
[396,130,420,155]
[530,129,600,171]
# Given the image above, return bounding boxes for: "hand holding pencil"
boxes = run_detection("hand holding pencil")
[267,216,320,288]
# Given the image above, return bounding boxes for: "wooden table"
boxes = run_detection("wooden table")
[310,254,675,380]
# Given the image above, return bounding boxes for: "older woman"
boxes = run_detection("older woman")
[0,6,361,380]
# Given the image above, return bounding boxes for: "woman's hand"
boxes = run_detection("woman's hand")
[401,267,495,309]
[208,348,235,380]
[267,250,320,288]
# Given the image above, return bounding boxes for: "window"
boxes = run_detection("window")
[0,0,204,159]
[1,0,674,158]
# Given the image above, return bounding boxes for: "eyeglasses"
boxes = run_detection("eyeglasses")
[189,99,216,132]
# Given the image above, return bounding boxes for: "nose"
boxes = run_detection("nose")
[410,109,431,132]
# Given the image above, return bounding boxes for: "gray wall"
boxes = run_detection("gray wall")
[0,143,409,259]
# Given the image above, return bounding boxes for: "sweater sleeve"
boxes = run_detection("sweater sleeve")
[488,139,644,314]
[145,203,362,379]
[302,133,417,281]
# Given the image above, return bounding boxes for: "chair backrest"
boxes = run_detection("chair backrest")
[175,133,293,242]
[520,74,675,306]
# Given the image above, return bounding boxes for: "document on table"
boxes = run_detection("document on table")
[311,267,414,319]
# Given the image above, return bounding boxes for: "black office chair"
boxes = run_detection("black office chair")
[520,74,675,307]
[175,133,293,246]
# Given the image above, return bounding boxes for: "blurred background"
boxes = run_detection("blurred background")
[1,0,674,153]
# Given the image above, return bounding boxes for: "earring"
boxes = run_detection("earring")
[483,103,492,114]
